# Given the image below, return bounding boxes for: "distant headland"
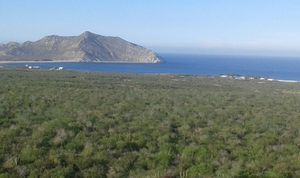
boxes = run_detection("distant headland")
[0,31,163,63]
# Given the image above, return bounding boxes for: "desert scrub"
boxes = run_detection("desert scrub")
[1,67,300,177]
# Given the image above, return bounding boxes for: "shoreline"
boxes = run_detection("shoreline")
[277,80,299,83]
[0,60,78,64]
[0,60,161,64]
[0,62,299,83]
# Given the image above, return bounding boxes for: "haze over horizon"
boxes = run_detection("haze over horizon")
[1,0,300,57]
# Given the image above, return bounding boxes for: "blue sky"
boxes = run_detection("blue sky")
[1,0,300,56]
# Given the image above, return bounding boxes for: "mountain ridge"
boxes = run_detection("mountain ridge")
[0,31,163,63]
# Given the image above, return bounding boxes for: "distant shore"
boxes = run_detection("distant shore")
[0,60,76,64]
[0,60,160,64]
[0,57,299,82]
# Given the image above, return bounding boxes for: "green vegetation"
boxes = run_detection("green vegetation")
[1,67,300,177]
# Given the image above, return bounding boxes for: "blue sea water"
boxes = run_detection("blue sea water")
[2,53,300,81]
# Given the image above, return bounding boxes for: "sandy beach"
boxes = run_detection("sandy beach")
[0,60,78,64]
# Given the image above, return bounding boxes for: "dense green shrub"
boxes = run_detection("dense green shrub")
[1,67,300,177]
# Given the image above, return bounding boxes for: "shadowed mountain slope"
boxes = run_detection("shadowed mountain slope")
[0,31,163,63]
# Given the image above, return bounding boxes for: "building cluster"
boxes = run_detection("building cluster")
[49,67,64,70]
[25,64,39,69]
[219,74,274,81]
[25,65,64,70]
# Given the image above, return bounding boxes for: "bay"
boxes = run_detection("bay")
[1,53,300,81]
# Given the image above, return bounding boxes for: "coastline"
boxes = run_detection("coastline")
[0,60,78,64]
[0,60,161,64]
[0,64,299,83]
[277,80,299,83]
[0,55,299,82]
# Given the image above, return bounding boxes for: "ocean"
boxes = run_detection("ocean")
[2,53,300,81]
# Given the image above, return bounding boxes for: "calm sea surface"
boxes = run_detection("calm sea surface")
[2,53,300,81]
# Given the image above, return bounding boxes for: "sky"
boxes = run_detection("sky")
[1,0,300,57]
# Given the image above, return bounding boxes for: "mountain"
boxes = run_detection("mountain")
[0,31,163,63]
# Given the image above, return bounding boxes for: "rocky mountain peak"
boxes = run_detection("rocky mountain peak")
[0,32,163,63]
[81,31,94,36]
[79,31,101,41]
